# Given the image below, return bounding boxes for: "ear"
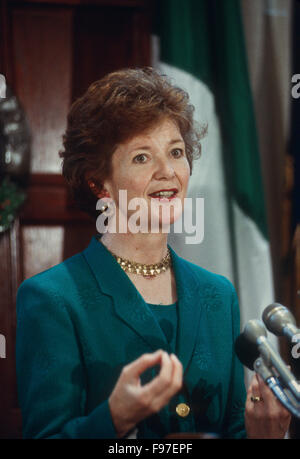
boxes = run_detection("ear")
[87,179,110,199]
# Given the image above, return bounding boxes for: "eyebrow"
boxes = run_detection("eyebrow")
[131,138,185,152]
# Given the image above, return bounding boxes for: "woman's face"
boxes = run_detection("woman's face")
[102,117,191,231]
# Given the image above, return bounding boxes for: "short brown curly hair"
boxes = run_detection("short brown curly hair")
[60,67,206,218]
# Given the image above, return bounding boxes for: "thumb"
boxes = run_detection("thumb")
[125,350,164,380]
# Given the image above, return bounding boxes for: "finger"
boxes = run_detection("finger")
[169,354,183,392]
[156,353,183,400]
[124,350,164,380]
[142,353,183,412]
[246,373,257,394]
[142,351,174,397]
[246,374,265,416]
[256,374,290,423]
[257,374,292,432]
[257,374,291,417]
[256,374,271,398]
[256,374,278,407]
[156,353,183,397]
[152,351,174,394]
[246,374,261,401]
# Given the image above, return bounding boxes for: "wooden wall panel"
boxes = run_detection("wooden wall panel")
[12,6,73,173]
[72,5,151,99]
[22,226,64,279]
[0,222,22,438]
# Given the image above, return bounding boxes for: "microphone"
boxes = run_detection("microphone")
[234,332,259,371]
[262,303,300,342]
[235,323,300,418]
[241,319,300,400]
[235,330,277,381]
[253,358,300,418]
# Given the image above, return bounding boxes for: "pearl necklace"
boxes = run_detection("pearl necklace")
[111,248,171,279]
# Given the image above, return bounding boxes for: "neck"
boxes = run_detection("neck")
[100,232,169,265]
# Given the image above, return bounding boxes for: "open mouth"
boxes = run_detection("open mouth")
[148,189,178,200]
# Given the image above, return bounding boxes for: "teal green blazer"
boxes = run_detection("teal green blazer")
[16,236,246,439]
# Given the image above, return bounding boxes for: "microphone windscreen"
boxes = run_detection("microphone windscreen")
[243,319,267,343]
[234,333,260,370]
[262,303,296,336]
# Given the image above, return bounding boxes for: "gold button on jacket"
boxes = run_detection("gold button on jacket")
[176,403,190,418]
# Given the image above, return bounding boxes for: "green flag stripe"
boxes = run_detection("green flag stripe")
[156,0,268,238]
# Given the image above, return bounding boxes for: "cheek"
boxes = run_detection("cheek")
[115,173,146,198]
[179,161,191,188]
[112,166,133,190]
[122,166,148,190]
[126,177,146,195]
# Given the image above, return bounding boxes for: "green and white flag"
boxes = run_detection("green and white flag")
[153,0,275,363]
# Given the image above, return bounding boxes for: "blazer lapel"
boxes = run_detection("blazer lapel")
[83,236,171,353]
[83,237,203,372]
[168,245,203,373]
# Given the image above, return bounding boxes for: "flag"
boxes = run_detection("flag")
[153,0,276,369]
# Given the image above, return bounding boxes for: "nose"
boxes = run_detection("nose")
[153,156,175,180]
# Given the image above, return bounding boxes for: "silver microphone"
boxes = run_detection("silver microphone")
[235,324,300,417]
[243,319,300,400]
[262,303,300,342]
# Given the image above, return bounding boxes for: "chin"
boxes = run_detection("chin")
[148,209,183,233]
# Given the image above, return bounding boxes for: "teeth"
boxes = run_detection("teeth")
[151,191,176,197]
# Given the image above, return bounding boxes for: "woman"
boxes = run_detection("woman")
[16,68,290,439]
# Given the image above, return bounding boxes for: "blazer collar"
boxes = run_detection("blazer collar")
[83,236,202,371]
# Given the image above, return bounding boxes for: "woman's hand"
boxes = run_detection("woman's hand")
[245,373,292,438]
[108,350,183,438]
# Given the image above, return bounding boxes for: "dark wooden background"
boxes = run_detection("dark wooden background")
[0,0,152,438]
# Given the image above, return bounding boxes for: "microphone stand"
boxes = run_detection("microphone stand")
[254,357,300,419]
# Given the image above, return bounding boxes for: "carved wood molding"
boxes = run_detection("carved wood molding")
[20,173,93,224]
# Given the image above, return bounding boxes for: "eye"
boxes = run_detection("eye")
[171,148,184,158]
[133,153,148,163]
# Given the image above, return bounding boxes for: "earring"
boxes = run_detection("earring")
[99,203,109,213]
[88,180,109,199]
[96,190,110,213]
[88,180,111,213]
[88,180,97,191]
[98,198,110,214]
